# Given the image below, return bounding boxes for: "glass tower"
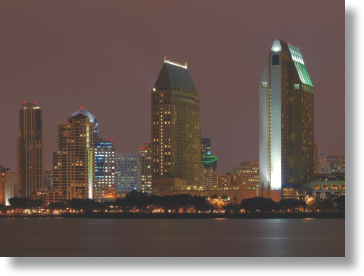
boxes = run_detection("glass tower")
[259,38,314,199]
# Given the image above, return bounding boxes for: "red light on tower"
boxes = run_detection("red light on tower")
[81,106,84,109]
[33,101,36,104]
[23,101,26,104]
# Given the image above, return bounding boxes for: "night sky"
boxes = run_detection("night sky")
[0,0,344,174]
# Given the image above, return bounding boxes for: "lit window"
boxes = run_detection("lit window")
[294,84,300,90]
[261,82,267,88]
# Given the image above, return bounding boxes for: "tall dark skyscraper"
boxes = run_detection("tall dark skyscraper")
[259,38,314,199]
[17,102,44,197]
[151,58,201,187]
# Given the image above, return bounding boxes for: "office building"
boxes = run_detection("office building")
[259,38,314,199]
[151,58,201,187]
[138,142,152,194]
[0,165,14,205]
[115,153,140,193]
[94,138,115,201]
[52,113,94,201]
[233,161,259,186]
[17,102,44,198]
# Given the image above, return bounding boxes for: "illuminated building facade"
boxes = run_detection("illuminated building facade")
[259,38,314,199]
[94,138,115,201]
[233,161,259,186]
[151,58,201,187]
[138,142,152,194]
[0,165,14,205]
[115,153,140,192]
[17,102,44,198]
[53,113,94,201]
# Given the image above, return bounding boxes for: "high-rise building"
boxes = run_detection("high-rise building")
[52,113,94,201]
[43,170,53,190]
[115,153,140,193]
[17,102,44,198]
[201,138,211,159]
[94,138,115,201]
[233,161,259,186]
[0,165,15,205]
[151,58,201,187]
[259,39,314,199]
[138,142,152,194]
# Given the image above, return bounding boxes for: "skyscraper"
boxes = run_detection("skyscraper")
[17,102,44,197]
[151,58,201,187]
[94,138,115,201]
[259,38,314,199]
[138,142,152,194]
[52,113,94,201]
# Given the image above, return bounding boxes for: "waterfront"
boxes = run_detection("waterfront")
[0,218,344,257]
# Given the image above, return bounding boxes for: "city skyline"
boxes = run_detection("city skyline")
[0,1,344,175]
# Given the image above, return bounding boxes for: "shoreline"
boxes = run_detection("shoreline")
[0,212,345,219]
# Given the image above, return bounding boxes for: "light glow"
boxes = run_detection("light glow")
[164,59,188,69]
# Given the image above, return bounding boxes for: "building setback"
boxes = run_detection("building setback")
[151,58,201,187]
[52,113,94,201]
[17,102,44,197]
[259,38,314,199]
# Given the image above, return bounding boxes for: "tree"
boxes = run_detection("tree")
[9,197,28,209]
[240,197,279,213]
[191,196,210,213]
[47,202,67,210]
[67,198,88,210]
[279,199,306,213]
[27,199,43,208]
[333,195,345,212]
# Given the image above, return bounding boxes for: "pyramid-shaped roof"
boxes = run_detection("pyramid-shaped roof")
[154,61,197,92]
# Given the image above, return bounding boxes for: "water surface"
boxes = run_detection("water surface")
[0,218,344,257]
